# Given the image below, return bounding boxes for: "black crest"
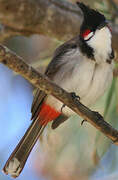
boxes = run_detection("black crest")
[77,2,106,32]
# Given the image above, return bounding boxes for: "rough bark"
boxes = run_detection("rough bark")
[0,44,118,144]
[0,0,81,41]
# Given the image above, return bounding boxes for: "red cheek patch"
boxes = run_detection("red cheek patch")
[81,29,91,38]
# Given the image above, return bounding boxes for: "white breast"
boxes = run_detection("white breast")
[46,47,113,116]
[81,62,113,105]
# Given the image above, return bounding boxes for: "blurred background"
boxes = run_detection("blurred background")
[0,0,118,180]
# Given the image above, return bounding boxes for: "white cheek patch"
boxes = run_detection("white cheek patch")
[84,31,94,41]
[87,27,112,63]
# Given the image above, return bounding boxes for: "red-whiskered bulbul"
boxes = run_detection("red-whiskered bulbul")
[3,2,114,178]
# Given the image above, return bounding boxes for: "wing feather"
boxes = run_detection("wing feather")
[31,37,79,127]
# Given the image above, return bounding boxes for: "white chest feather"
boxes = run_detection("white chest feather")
[87,27,112,64]
[46,40,113,116]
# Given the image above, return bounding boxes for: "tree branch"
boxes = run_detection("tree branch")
[0,24,25,42]
[0,44,118,145]
[0,0,81,41]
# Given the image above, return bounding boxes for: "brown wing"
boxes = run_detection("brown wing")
[31,37,78,127]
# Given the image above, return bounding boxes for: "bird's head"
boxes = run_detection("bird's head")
[77,2,111,41]
[77,2,113,63]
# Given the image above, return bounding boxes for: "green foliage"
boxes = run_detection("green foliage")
[94,1,113,20]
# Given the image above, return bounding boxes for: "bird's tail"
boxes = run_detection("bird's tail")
[3,118,46,178]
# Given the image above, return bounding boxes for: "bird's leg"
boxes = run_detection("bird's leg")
[61,92,87,126]
[70,92,87,126]
[61,92,80,112]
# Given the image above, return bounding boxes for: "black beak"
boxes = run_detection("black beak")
[97,21,108,30]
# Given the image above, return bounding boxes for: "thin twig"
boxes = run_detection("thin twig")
[0,44,118,144]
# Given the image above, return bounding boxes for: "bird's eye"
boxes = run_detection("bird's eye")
[81,29,94,41]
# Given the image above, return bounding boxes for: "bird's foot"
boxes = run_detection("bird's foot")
[61,92,80,113]
[70,92,80,100]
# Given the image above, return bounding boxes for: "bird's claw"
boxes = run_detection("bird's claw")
[81,119,87,126]
[61,104,66,113]
[61,92,80,113]
[70,92,80,100]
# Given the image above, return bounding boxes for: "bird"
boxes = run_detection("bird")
[3,2,114,178]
